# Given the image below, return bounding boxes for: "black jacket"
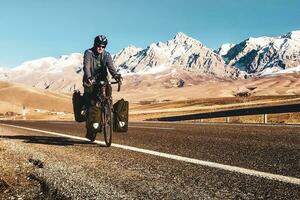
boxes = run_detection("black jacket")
[82,48,117,85]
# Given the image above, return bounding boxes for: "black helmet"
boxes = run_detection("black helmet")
[94,35,108,47]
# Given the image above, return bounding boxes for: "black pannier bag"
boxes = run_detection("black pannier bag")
[113,99,129,132]
[72,90,86,122]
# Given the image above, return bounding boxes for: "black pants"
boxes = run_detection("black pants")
[83,85,93,109]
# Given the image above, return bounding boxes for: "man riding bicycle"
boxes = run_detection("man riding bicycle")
[83,35,121,106]
[82,35,122,140]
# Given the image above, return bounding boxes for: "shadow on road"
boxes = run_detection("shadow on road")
[0,135,102,146]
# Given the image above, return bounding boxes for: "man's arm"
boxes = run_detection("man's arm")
[83,50,92,79]
[106,52,118,78]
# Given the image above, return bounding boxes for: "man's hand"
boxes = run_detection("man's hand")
[114,74,122,82]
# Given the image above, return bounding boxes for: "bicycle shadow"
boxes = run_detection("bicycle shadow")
[0,135,106,147]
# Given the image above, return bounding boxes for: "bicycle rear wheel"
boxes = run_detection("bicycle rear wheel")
[102,102,113,147]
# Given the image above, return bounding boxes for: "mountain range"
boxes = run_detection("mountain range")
[221,31,300,74]
[0,30,299,92]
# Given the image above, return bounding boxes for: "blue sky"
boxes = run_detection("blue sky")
[0,0,299,67]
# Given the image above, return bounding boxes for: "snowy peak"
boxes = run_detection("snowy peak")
[169,32,202,47]
[13,57,57,72]
[215,43,235,56]
[281,30,300,41]
[12,53,83,74]
[2,30,300,93]
[245,36,274,48]
[113,45,143,69]
[0,53,84,92]
[113,32,238,78]
[241,30,300,49]
[259,65,300,76]
[221,30,300,74]
[173,32,190,41]
[115,45,142,56]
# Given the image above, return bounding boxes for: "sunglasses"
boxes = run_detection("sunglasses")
[98,45,106,49]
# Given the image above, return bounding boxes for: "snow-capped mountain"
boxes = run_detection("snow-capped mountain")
[2,53,83,92]
[113,45,142,66]
[222,30,300,73]
[1,30,300,93]
[0,33,240,92]
[0,67,9,80]
[114,32,239,78]
[215,43,235,56]
[259,65,300,76]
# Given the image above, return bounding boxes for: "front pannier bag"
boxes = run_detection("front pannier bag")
[113,99,129,132]
[72,90,86,122]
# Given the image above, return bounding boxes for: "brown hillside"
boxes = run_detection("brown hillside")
[0,81,72,114]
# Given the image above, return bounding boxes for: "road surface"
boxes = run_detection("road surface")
[0,120,299,199]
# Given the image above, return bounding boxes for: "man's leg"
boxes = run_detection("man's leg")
[83,85,94,108]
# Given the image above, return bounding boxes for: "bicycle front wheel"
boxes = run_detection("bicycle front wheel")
[102,102,113,147]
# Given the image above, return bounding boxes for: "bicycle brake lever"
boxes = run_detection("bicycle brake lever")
[117,81,122,92]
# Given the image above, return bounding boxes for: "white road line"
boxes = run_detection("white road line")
[47,122,76,125]
[129,126,175,130]
[1,123,300,186]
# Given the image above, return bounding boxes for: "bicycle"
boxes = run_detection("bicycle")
[85,77,122,147]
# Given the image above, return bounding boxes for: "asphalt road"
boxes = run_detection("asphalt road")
[0,120,300,199]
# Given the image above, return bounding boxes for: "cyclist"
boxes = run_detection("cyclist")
[82,35,122,140]
[82,35,122,108]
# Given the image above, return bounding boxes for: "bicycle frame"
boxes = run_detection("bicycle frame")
[94,81,111,108]
[85,78,121,146]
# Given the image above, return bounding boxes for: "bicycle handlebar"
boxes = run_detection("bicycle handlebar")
[87,77,122,92]
[110,80,122,92]
[108,79,122,92]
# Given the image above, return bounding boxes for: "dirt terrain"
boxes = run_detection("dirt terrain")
[117,72,300,102]
[1,72,300,122]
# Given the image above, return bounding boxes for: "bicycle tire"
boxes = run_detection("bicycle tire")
[103,101,113,147]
